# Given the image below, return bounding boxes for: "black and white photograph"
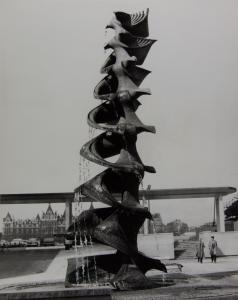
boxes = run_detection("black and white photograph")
[0,1,238,299]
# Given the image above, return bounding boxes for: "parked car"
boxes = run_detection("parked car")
[41,237,55,246]
[10,238,27,247]
[27,238,40,247]
[0,240,9,247]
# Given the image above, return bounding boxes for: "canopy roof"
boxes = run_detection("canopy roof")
[0,186,236,204]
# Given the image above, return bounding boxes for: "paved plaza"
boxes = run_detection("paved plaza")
[1,246,238,299]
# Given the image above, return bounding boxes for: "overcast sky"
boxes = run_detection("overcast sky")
[0,0,238,226]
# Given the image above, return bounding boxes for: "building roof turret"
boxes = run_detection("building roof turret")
[3,212,12,222]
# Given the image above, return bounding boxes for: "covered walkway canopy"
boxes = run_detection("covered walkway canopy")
[0,186,236,232]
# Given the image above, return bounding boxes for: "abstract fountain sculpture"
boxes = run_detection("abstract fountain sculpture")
[65,9,167,290]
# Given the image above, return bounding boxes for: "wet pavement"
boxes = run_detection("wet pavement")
[1,271,238,299]
[112,271,238,299]
[1,247,238,299]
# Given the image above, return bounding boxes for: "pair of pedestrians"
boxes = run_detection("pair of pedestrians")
[196,236,218,263]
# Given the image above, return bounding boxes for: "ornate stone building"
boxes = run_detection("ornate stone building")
[3,204,65,241]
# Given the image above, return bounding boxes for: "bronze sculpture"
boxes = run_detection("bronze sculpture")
[65,9,167,290]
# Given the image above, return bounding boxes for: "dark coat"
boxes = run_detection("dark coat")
[196,241,205,258]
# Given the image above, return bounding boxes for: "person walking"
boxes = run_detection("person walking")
[209,236,218,263]
[196,238,205,263]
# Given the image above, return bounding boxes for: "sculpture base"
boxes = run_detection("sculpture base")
[65,256,114,288]
[65,256,172,291]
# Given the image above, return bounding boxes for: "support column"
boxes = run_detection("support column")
[0,205,2,240]
[143,185,151,234]
[143,195,148,234]
[215,195,225,232]
[65,200,72,231]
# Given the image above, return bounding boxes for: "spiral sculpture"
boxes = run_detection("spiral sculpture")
[65,9,167,290]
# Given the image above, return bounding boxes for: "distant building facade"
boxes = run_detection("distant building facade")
[140,213,189,235]
[165,219,189,235]
[3,204,65,241]
[197,222,216,232]
[152,213,166,233]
